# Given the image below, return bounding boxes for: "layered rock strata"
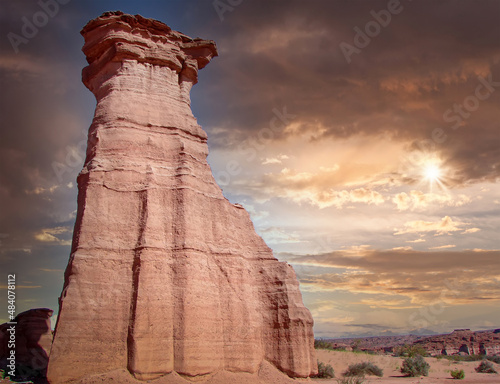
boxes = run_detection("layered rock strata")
[47,11,316,383]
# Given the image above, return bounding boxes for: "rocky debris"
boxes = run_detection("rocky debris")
[0,308,53,379]
[47,11,316,384]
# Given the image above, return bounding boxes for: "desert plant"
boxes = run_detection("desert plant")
[394,344,428,357]
[351,339,362,352]
[401,354,430,377]
[315,361,335,378]
[336,376,365,384]
[450,368,465,379]
[475,360,497,374]
[315,339,334,350]
[343,361,383,377]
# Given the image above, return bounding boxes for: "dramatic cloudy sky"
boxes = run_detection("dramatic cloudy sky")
[1,0,499,337]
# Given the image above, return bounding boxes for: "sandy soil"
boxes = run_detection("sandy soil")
[315,349,500,384]
[1,351,499,383]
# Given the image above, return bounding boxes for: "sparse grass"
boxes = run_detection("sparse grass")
[314,339,347,351]
[315,339,335,350]
[444,354,487,362]
[401,355,430,377]
[314,361,335,379]
[450,368,465,379]
[343,361,383,377]
[475,360,498,374]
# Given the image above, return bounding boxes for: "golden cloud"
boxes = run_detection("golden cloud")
[34,226,71,245]
[285,248,500,307]
[394,216,472,236]
[392,191,471,211]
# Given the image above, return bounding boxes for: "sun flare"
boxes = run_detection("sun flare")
[424,164,441,182]
[421,160,447,192]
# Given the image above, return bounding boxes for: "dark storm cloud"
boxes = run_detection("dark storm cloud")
[196,0,500,185]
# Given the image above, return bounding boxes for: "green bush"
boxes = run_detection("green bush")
[450,369,465,379]
[343,362,383,377]
[475,360,498,374]
[315,361,335,378]
[401,355,430,377]
[336,376,365,384]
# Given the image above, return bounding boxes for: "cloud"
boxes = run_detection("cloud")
[0,54,46,75]
[34,227,71,245]
[39,268,64,273]
[262,154,289,165]
[406,238,426,243]
[202,0,500,187]
[462,228,481,234]
[428,245,456,250]
[25,185,60,195]
[393,191,471,211]
[394,216,471,236]
[259,226,302,244]
[285,248,500,306]
[248,165,387,208]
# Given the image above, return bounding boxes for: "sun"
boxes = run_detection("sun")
[401,149,449,192]
[424,164,441,182]
[422,161,446,191]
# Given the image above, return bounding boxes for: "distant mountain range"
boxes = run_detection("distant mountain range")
[324,328,500,356]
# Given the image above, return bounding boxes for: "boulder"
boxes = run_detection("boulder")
[0,308,53,379]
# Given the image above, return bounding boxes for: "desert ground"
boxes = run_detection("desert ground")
[314,349,500,384]
[2,350,499,384]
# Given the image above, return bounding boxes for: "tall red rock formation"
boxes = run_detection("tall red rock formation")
[47,11,316,383]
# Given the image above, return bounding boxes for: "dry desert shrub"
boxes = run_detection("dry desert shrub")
[400,354,430,377]
[343,361,383,377]
[314,361,335,378]
[450,368,465,379]
[475,360,498,374]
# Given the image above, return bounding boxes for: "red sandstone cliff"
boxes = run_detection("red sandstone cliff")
[47,12,316,383]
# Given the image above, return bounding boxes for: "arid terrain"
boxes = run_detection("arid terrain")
[314,349,500,384]
[2,349,499,383]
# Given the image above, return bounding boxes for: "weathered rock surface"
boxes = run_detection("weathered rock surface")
[414,329,500,356]
[0,308,53,378]
[47,11,316,383]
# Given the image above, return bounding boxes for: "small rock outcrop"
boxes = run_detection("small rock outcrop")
[0,308,53,379]
[47,11,316,383]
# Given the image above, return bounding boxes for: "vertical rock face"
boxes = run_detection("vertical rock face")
[47,11,316,383]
